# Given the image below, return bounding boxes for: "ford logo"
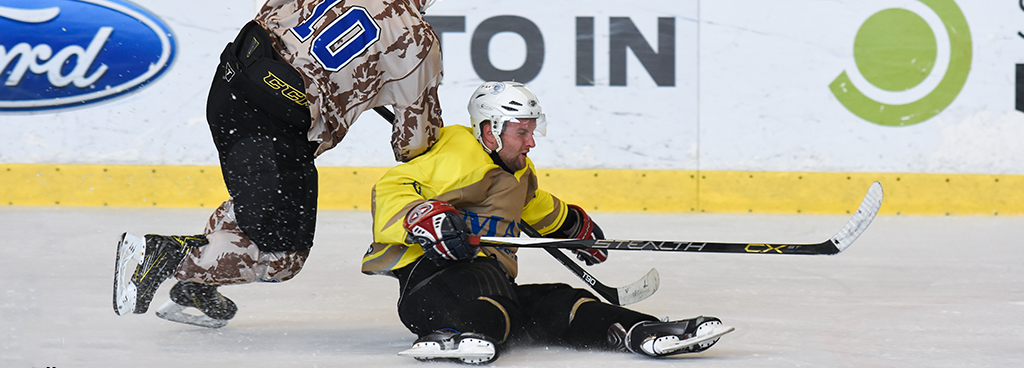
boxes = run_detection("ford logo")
[0,0,175,111]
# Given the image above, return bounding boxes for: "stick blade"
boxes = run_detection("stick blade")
[616,268,659,305]
[830,181,884,254]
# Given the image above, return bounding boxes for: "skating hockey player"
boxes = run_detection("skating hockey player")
[112,0,444,328]
[362,81,734,364]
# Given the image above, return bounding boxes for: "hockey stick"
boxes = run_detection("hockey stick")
[366,105,659,303]
[373,106,396,122]
[518,222,659,306]
[476,181,883,256]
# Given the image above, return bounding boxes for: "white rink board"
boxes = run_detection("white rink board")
[2,0,1022,174]
[697,1,1024,174]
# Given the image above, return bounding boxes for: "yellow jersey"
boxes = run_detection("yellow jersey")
[361,125,570,278]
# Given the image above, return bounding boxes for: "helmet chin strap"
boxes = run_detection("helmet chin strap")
[488,150,514,173]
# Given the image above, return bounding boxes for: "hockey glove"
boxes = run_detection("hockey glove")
[404,200,480,264]
[566,204,608,265]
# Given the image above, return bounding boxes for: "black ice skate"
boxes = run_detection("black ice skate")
[398,329,498,364]
[155,281,237,328]
[112,233,206,316]
[624,316,734,357]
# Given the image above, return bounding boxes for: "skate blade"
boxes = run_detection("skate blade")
[656,324,735,355]
[155,300,229,328]
[113,233,145,316]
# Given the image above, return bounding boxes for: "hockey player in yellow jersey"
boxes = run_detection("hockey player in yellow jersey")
[364,81,732,364]
[113,0,444,329]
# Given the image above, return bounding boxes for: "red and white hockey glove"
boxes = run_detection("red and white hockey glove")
[566,204,608,265]
[404,200,479,264]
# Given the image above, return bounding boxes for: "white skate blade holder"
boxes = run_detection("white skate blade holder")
[398,337,495,363]
[113,233,145,316]
[155,300,229,329]
[652,324,735,356]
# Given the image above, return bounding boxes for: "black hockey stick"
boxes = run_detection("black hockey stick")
[373,106,396,122]
[476,181,883,256]
[518,222,659,306]
[366,105,660,303]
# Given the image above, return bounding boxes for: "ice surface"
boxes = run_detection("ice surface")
[2,207,1022,367]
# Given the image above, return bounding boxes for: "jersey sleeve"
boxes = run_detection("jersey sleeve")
[390,82,443,162]
[371,163,435,245]
[362,162,432,275]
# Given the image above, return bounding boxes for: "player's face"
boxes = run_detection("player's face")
[497,118,537,172]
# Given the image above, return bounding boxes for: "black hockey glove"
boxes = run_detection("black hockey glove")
[565,204,608,265]
[404,200,480,265]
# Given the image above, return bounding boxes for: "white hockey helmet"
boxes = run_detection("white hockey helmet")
[467,81,547,153]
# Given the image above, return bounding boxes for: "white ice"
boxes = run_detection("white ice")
[2,207,1022,367]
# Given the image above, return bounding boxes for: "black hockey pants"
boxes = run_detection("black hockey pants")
[206,21,319,252]
[394,257,656,349]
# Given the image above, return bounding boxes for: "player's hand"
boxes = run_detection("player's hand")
[567,204,608,265]
[404,200,479,264]
[573,248,609,266]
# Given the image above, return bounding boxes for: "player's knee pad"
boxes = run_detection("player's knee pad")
[518,283,599,308]
[473,295,521,343]
[514,283,602,339]
[221,134,317,252]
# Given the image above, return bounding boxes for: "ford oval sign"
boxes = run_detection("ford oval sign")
[0,0,176,111]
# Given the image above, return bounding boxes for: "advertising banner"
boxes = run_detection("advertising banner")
[2,0,1022,214]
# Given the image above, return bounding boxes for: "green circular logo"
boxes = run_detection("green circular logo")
[829,0,971,127]
[854,8,937,92]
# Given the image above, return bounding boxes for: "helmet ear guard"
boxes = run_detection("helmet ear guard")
[467,81,545,153]
[485,118,504,153]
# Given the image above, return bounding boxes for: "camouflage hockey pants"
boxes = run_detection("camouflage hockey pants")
[175,200,309,285]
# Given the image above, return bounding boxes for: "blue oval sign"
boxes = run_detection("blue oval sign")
[0,0,176,111]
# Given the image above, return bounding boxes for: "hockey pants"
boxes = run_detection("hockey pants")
[206,21,319,253]
[394,257,656,349]
[175,200,309,285]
